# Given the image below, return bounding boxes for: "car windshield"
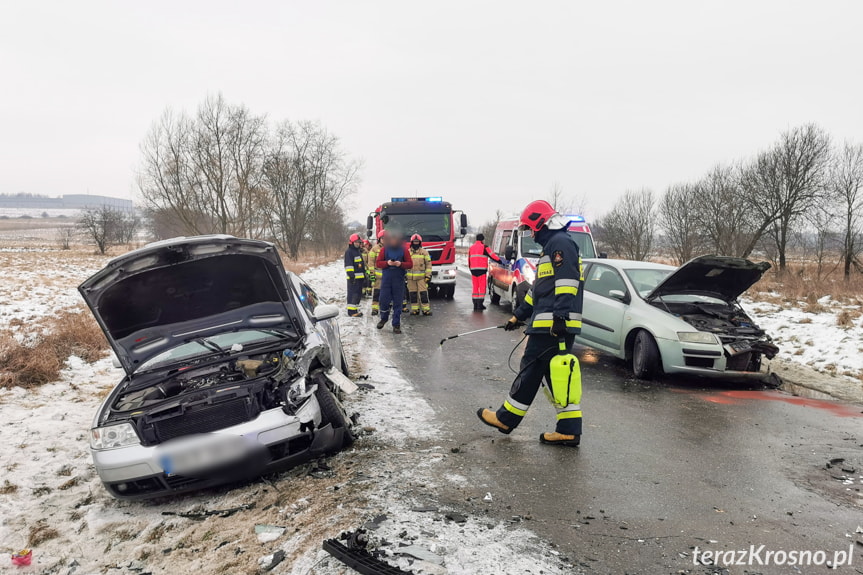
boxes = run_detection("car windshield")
[137,330,285,372]
[520,231,597,258]
[624,269,673,298]
[384,213,451,241]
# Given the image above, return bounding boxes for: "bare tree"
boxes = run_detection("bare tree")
[479,209,504,245]
[741,124,831,271]
[115,212,141,245]
[829,141,863,279]
[659,182,704,264]
[690,164,759,257]
[55,227,75,250]
[597,189,656,260]
[547,182,589,217]
[78,206,124,255]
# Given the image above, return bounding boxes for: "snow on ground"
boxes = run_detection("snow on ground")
[743,296,863,382]
[0,254,572,574]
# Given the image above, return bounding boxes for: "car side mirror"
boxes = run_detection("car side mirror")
[608,289,628,303]
[366,215,374,237]
[599,252,608,259]
[504,245,515,260]
[459,213,468,236]
[312,304,340,322]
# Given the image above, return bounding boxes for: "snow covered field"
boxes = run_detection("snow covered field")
[0,254,573,574]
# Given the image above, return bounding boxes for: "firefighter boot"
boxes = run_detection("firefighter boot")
[476,409,511,435]
[539,432,581,447]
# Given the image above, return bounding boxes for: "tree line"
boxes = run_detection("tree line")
[596,124,863,278]
[137,94,361,258]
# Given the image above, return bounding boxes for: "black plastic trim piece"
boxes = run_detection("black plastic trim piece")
[322,538,413,575]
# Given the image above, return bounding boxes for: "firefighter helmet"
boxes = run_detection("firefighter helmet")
[519,200,558,232]
[376,229,386,240]
[410,234,422,242]
[349,233,361,243]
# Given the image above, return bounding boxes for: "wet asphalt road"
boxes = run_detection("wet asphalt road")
[375,272,863,574]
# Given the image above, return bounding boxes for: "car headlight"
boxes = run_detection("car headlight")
[444,269,457,277]
[90,423,140,450]
[677,331,719,345]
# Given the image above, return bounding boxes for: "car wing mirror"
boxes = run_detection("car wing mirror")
[608,289,628,303]
[599,252,608,259]
[312,304,340,322]
[504,245,515,260]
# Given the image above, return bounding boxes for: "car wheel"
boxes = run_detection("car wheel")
[315,382,355,447]
[489,280,501,305]
[632,330,661,380]
[444,284,455,299]
[510,284,523,314]
[340,350,351,378]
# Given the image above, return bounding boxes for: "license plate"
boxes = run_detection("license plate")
[156,434,246,476]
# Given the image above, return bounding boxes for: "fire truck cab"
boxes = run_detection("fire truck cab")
[488,215,598,312]
[367,197,467,299]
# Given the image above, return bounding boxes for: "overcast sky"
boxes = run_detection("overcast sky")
[2,1,862,226]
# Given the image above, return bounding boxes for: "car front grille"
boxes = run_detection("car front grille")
[427,249,443,262]
[151,398,255,443]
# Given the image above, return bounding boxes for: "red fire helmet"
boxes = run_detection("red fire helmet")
[349,233,361,243]
[519,200,558,232]
[410,234,422,242]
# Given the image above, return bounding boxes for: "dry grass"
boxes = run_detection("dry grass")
[0,480,18,494]
[28,521,60,546]
[0,307,107,388]
[752,262,863,305]
[281,252,338,275]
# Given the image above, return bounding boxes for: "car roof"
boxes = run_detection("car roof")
[583,258,676,271]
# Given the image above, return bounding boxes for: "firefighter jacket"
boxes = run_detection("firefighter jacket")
[407,247,432,280]
[513,228,584,335]
[468,241,502,276]
[368,244,383,279]
[344,244,366,282]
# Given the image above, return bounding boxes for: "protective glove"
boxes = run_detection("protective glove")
[425,275,432,282]
[504,316,521,331]
[550,317,567,338]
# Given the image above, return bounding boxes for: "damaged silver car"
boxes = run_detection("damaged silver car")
[79,235,356,499]
[577,255,779,380]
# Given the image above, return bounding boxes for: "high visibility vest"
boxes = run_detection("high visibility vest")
[368,245,383,278]
[468,241,493,272]
[407,248,432,279]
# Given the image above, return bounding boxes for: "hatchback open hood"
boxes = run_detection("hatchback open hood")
[646,255,771,302]
[79,236,299,375]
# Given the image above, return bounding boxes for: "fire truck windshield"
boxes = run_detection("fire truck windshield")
[383,213,451,241]
[520,231,596,259]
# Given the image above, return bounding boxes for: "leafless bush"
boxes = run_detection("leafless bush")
[596,188,655,260]
[77,206,137,254]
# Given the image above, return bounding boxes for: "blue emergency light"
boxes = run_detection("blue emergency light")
[390,196,443,202]
[565,214,586,223]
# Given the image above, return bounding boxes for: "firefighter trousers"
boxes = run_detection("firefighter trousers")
[371,275,382,312]
[495,333,582,436]
[346,279,363,316]
[407,277,430,313]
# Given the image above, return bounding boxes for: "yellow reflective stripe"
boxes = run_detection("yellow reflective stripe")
[354,256,363,262]
[555,286,578,295]
[566,320,582,328]
[557,410,582,420]
[533,320,553,327]
[524,293,533,305]
[504,400,527,417]
[537,262,554,278]
[345,266,355,271]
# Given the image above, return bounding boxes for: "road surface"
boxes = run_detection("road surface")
[374,271,863,574]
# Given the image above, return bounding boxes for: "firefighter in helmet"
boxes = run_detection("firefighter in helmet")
[468,233,503,311]
[368,230,385,315]
[361,239,373,297]
[344,233,366,317]
[477,200,585,446]
[406,234,433,315]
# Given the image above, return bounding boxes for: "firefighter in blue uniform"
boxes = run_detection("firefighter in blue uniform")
[477,200,585,446]
[344,233,366,317]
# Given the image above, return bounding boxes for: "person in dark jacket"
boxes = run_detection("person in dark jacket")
[344,233,366,317]
[374,230,413,334]
[477,200,585,446]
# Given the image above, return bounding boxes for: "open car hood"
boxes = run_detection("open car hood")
[78,236,300,375]
[646,255,771,302]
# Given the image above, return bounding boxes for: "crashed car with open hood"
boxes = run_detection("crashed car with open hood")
[575,255,779,380]
[79,235,356,499]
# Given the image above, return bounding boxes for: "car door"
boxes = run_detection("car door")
[579,263,629,354]
[292,276,343,367]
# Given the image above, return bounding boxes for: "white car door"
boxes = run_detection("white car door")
[578,264,630,355]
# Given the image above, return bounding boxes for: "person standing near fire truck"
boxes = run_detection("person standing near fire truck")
[344,233,366,317]
[406,234,433,315]
[468,233,503,311]
[368,230,384,315]
[375,230,413,334]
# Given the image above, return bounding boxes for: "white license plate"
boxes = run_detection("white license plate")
[156,434,247,476]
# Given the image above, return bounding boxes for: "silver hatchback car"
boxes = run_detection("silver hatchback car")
[79,235,355,499]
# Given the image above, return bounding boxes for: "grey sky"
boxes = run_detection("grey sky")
[2,1,862,226]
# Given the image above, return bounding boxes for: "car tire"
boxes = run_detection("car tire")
[443,284,455,299]
[315,381,355,448]
[632,330,661,380]
[489,280,501,305]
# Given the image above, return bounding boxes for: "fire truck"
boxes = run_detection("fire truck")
[366,197,468,299]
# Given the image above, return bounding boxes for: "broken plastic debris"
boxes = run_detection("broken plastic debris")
[398,545,444,565]
[258,550,286,572]
[255,524,286,543]
[483,492,493,502]
[444,512,467,524]
[11,549,32,566]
